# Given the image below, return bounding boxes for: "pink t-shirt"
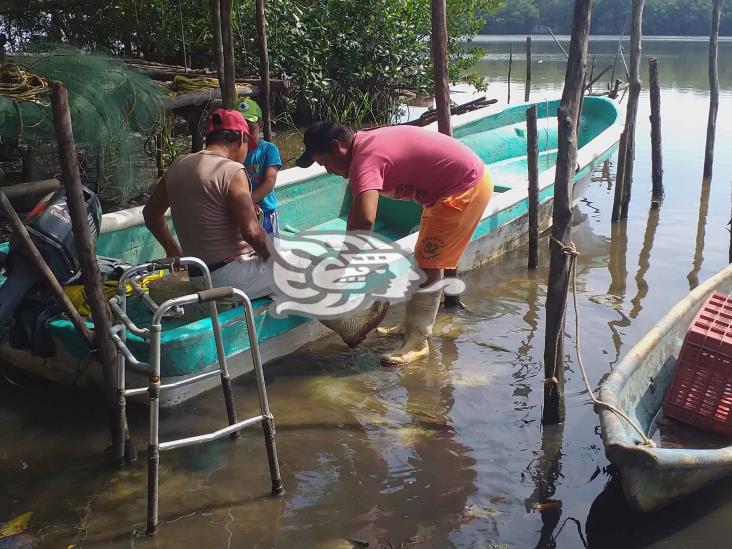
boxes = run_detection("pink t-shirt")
[348,126,485,206]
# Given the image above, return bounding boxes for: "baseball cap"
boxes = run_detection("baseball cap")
[236,98,263,122]
[295,122,351,168]
[206,108,258,152]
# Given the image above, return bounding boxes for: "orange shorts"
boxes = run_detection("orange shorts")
[414,170,493,270]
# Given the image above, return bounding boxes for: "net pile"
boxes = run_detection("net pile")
[0,48,165,207]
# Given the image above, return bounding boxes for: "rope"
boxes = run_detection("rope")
[172,75,220,94]
[548,236,655,447]
[0,64,49,104]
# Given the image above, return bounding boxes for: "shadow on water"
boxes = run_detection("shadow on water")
[606,221,630,367]
[630,206,661,318]
[586,473,732,549]
[687,177,712,291]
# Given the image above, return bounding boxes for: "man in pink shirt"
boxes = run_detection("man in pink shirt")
[296,122,493,366]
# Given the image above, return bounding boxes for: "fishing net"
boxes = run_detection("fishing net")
[0,47,165,207]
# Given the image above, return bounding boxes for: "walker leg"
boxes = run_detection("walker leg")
[262,416,285,496]
[146,444,159,535]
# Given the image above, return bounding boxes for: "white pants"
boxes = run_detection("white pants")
[190,254,273,300]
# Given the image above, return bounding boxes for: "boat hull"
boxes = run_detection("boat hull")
[600,264,732,512]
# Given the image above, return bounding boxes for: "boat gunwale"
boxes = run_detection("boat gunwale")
[599,263,732,470]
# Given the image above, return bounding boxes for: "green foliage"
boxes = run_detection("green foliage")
[483,0,732,35]
[3,0,499,125]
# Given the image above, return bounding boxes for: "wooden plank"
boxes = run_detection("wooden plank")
[542,0,592,426]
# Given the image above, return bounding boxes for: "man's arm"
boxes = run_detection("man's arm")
[228,170,271,261]
[143,175,182,257]
[251,166,278,204]
[347,190,379,232]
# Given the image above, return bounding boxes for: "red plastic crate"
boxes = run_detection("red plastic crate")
[664,292,732,437]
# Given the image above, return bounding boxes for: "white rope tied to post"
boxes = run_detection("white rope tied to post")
[549,236,655,448]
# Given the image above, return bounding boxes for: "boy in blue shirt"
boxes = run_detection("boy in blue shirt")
[237,98,282,239]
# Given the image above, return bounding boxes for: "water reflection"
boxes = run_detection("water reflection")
[630,207,661,318]
[687,178,712,290]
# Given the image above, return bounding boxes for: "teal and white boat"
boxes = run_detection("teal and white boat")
[0,96,622,406]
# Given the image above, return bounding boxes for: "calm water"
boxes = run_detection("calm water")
[2,37,732,548]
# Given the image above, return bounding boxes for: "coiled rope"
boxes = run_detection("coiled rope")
[0,64,49,104]
[547,236,655,448]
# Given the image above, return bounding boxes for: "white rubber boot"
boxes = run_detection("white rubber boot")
[320,300,390,348]
[380,290,441,367]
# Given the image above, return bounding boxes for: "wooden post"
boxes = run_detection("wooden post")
[611,129,627,221]
[431,0,452,137]
[156,132,165,177]
[508,44,513,104]
[648,57,663,207]
[219,0,237,109]
[703,0,723,180]
[609,24,626,86]
[50,81,128,464]
[210,0,226,92]
[545,26,569,59]
[527,105,540,269]
[542,0,592,426]
[525,36,532,103]
[255,0,273,142]
[0,192,93,347]
[613,0,645,221]
[0,34,6,65]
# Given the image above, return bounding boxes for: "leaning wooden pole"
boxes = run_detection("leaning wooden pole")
[219,0,237,109]
[508,44,513,104]
[649,57,664,207]
[542,0,592,426]
[210,0,226,92]
[703,0,723,180]
[525,36,532,102]
[527,105,540,269]
[616,0,645,220]
[50,81,127,463]
[431,0,452,137]
[255,0,273,141]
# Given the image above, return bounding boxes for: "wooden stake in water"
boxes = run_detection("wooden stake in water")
[649,57,664,207]
[508,44,513,104]
[612,0,645,222]
[255,0,273,141]
[543,0,592,426]
[527,105,540,269]
[525,36,532,103]
[703,0,723,180]
[431,0,452,137]
[51,81,131,464]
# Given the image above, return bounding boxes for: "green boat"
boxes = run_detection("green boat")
[0,96,621,406]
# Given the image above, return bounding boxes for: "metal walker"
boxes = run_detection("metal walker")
[108,257,284,535]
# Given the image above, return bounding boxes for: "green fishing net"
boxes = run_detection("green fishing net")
[0,47,165,206]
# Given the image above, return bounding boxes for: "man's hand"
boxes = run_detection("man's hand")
[228,170,271,261]
[143,175,183,258]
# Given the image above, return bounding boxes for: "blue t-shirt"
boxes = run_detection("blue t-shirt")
[244,140,281,212]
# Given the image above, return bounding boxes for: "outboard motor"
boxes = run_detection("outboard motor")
[0,187,102,325]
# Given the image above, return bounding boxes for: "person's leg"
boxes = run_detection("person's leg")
[381,171,492,367]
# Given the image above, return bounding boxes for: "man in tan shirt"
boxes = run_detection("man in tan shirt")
[144,109,387,347]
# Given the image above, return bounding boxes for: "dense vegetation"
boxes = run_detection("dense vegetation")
[2,0,499,124]
[484,0,732,36]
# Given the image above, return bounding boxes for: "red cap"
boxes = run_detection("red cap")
[207,108,258,152]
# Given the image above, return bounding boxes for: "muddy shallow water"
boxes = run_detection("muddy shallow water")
[2,36,732,548]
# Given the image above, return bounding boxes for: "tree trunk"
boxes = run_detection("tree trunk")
[649,57,663,207]
[255,0,273,141]
[527,105,540,269]
[703,0,723,180]
[618,0,646,220]
[210,0,226,92]
[51,81,129,463]
[219,0,237,110]
[431,0,452,137]
[542,0,592,426]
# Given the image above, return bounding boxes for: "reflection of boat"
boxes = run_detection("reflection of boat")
[599,264,732,512]
[1,97,621,406]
